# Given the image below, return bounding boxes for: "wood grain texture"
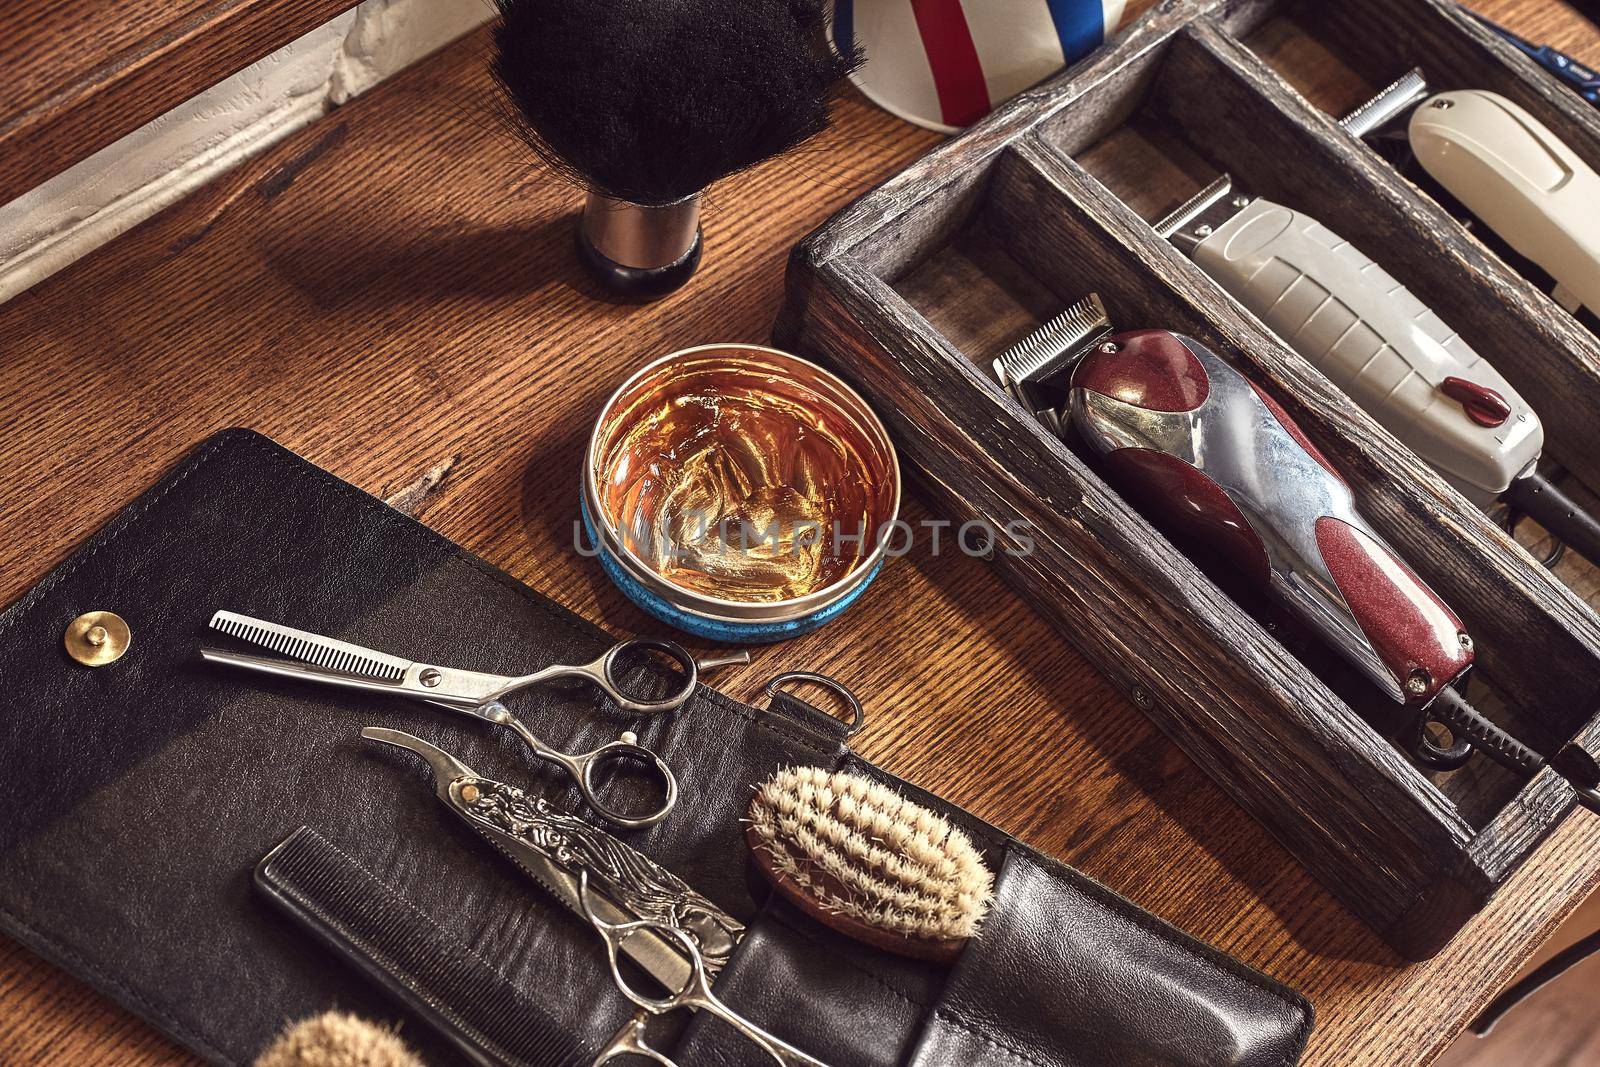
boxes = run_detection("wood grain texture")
[788,0,1600,961]
[0,10,1597,1067]
[0,0,354,206]
[1237,0,1600,142]
[1435,889,1600,1067]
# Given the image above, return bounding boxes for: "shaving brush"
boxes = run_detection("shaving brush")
[490,0,859,300]
[746,766,995,963]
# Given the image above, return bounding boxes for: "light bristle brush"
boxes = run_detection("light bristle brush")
[253,1012,423,1067]
[490,0,860,301]
[745,767,995,963]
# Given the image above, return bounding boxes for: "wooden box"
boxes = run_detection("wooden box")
[775,0,1600,959]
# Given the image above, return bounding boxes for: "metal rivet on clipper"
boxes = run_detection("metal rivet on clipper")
[64,611,131,666]
[1406,669,1433,697]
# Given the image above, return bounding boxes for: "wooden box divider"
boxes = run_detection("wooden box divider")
[776,0,1600,958]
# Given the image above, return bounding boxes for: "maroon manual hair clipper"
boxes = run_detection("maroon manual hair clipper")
[995,294,1600,811]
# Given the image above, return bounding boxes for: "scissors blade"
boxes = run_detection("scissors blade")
[209,611,410,682]
[360,728,704,993]
[361,727,478,803]
[483,832,696,994]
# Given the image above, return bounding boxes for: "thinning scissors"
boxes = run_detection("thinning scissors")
[201,610,696,827]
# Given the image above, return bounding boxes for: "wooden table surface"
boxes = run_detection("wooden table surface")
[0,0,353,205]
[1,4,1598,1065]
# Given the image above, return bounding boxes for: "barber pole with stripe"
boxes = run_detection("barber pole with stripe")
[835,0,1129,131]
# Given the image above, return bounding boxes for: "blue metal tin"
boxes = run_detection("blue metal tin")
[584,344,900,643]
[581,497,882,642]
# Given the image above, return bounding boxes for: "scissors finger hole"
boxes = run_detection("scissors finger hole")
[603,640,698,712]
[608,925,696,1010]
[583,744,677,826]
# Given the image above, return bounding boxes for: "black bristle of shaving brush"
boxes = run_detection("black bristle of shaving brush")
[491,0,860,299]
[490,0,860,205]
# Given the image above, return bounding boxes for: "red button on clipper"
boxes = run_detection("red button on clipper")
[1440,376,1511,428]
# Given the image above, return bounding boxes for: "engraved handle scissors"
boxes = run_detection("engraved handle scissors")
[202,611,695,827]
[579,874,831,1067]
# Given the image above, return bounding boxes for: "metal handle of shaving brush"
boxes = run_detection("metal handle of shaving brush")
[577,193,703,301]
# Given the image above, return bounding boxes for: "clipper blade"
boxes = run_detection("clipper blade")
[1342,68,1430,139]
[1155,174,1236,244]
[994,292,1112,427]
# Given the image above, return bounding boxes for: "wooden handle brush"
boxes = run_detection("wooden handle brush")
[746,766,995,963]
[491,0,859,301]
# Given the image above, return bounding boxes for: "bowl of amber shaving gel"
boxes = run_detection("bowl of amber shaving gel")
[586,344,899,642]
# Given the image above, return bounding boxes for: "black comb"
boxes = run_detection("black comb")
[256,827,590,1067]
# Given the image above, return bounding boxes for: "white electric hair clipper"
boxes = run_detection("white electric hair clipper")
[1156,82,1600,565]
[1156,174,1544,508]
[1347,68,1600,320]
[1406,81,1600,319]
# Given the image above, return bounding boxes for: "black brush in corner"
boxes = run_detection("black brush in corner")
[491,0,860,301]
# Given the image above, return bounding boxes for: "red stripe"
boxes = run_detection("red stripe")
[910,0,991,128]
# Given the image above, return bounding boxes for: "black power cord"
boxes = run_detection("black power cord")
[1505,473,1600,570]
[1427,688,1600,814]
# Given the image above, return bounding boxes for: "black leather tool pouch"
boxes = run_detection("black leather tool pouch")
[0,430,1311,1066]
[675,772,1311,1067]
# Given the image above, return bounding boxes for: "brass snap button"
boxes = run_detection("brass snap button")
[65,611,131,666]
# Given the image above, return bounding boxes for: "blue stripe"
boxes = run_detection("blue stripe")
[580,498,880,643]
[1044,0,1107,63]
[833,0,855,57]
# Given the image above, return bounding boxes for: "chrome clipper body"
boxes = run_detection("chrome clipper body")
[998,293,1600,811]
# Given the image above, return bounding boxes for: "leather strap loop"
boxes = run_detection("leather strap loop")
[763,672,865,739]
